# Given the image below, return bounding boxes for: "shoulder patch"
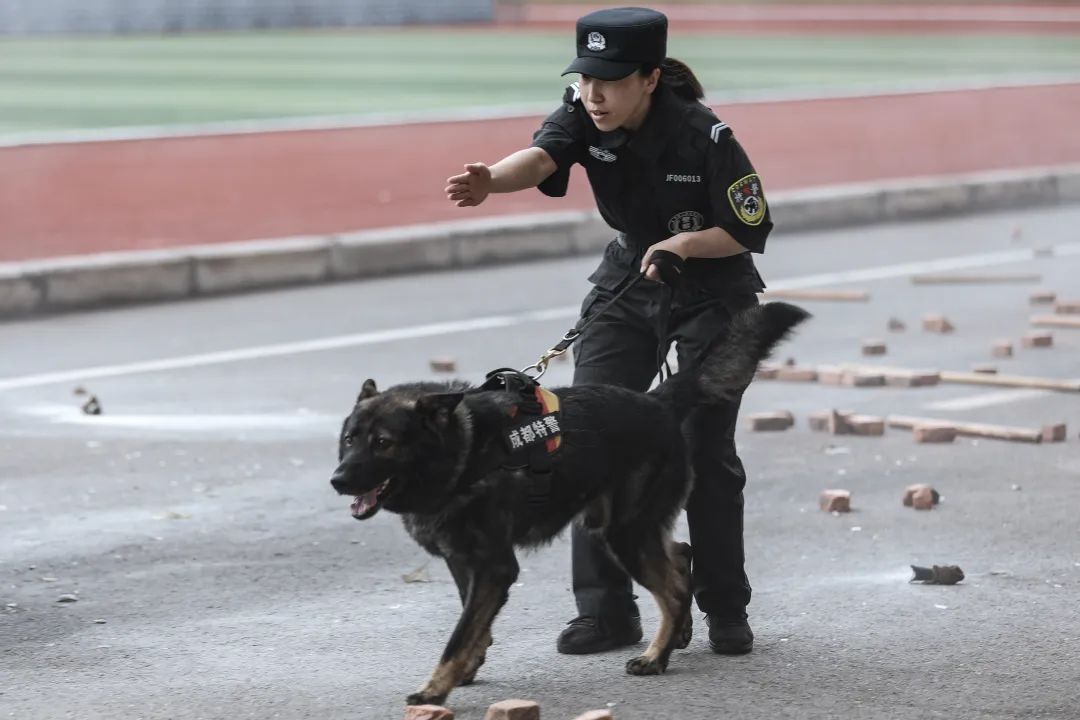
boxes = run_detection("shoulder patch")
[727,173,767,226]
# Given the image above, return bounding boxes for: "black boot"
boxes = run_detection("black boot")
[556,614,643,655]
[706,613,754,655]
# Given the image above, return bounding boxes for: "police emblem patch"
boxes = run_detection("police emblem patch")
[586,32,606,52]
[727,173,767,226]
[668,210,704,234]
[588,145,617,163]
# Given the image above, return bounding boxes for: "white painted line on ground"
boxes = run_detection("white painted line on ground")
[0,242,1077,392]
[923,388,1051,412]
[3,74,1078,148]
[18,404,340,432]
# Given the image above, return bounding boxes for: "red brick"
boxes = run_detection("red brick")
[1021,332,1053,348]
[828,410,854,435]
[902,483,939,507]
[887,317,907,332]
[755,364,779,380]
[992,340,1014,358]
[429,357,457,373]
[848,415,885,436]
[1029,291,1056,305]
[843,372,885,388]
[1041,423,1067,443]
[861,339,887,356]
[573,712,614,720]
[748,411,794,432]
[913,424,957,443]
[911,486,937,510]
[884,370,940,387]
[484,700,540,720]
[406,706,455,720]
[922,314,956,333]
[903,484,940,510]
[820,489,851,513]
[776,367,818,382]
[808,410,831,432]
[816,365,846,385]
[1055,300,1080,315]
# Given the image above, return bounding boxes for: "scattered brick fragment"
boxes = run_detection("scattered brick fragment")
[573,712,614,720]
[817,365,845,385]
[748,411,794,432]
[847,415,885,436]
[884,370,940,387]
[903,484,940,508]
[992,340,1014,358]
[911,565,964,585]
[776,367,818,382]
[820,489,851,513]
[405,706,455,720]
[429,357,457,373]
[484,700,540,720]
[1041,423,1067,443]
[1029,291,1056,305]
[843,372,885,388]
[971,364,997,375]
[887,317,907,332]
[1055,300,1080,315]
[755,364,779,380]
[922,314,955,333]
[1021,332,1053,348]
[913,424,957,443]
[828,410,853,435]
[861,339,887,356]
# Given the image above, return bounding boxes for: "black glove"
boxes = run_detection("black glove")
[647,249,685,288]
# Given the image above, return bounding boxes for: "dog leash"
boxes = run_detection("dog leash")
[521,250,684,380]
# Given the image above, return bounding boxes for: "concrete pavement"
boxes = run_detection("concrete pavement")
[1,206,1079,719]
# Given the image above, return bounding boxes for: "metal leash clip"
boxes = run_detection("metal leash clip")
[520,329,579,379]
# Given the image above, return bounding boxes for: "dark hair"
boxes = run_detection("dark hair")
[640,57,704,101]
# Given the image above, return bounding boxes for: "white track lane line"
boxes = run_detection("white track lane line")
[1,242,1077,393]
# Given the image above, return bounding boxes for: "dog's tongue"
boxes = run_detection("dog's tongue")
[351,489,378,517]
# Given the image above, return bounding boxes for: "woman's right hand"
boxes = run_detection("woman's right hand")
[445,163,492,207]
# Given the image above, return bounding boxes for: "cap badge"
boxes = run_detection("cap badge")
[586,32,606,52]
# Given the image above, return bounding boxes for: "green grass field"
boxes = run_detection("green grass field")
[1,30,1078,135]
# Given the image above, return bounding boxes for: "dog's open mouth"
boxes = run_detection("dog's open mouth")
[350,478,393,520]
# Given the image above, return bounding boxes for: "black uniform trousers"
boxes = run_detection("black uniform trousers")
[570,275,758,621]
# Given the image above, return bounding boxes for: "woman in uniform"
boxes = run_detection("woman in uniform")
[445,6,771,657]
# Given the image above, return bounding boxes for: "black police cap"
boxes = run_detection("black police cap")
[561,7,668,82]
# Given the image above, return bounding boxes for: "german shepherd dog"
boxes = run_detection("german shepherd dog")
[330,302,808,706]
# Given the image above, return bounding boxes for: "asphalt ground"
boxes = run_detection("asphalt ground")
[1,206,1079,719]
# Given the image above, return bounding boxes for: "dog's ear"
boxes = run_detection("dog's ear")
[415,393,463,432]
[357,379,378,403]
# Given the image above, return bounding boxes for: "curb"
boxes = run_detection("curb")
[3,165,1078,319]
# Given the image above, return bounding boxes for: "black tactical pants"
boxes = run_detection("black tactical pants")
[570,276,758,621]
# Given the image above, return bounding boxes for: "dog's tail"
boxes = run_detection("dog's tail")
[652,301,810,419]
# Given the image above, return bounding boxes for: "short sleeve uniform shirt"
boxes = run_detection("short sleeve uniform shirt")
[531,83,770,295]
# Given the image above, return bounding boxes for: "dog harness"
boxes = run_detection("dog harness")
[479,368,563,505]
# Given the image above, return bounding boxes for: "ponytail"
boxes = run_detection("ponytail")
[641,57,704,101]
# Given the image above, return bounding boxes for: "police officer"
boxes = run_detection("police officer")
[445,7,770,656]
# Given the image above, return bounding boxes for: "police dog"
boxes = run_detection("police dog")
[330,302,808,706]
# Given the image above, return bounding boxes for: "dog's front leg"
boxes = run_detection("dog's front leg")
[406,554,518,706]
[445,556,489,686]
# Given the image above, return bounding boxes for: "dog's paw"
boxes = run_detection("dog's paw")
[406,690,447,706]
[675,610,693,650]
[625,654,667,676]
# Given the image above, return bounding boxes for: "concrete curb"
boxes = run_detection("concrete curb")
[3,164,1078,319]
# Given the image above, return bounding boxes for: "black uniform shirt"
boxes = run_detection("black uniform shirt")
[530,82,770,294]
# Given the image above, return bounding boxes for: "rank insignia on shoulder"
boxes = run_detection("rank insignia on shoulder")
[564,82,581,105]
[709,121,731,143]
[727,173,767,226]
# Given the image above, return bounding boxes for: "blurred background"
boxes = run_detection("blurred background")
[2,0,1078,260]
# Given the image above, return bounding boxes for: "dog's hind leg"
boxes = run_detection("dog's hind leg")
[406,553,518,706]
[605,528,691,676]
